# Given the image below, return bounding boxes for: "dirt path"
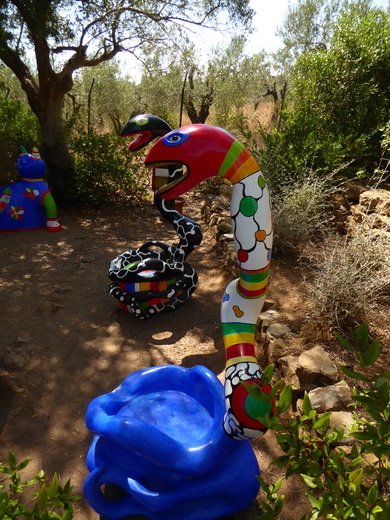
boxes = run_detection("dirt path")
[0,195,315,519]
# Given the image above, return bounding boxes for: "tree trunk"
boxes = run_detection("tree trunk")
[185,67,214,124]
[31,70,76,204]
[38,103,75,204]
[42,136,75,205]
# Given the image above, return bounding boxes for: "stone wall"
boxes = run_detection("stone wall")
[331,182,390,238]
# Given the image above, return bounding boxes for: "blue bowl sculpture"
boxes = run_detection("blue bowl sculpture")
[84,365,260,520]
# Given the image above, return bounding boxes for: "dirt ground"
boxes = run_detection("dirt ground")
[0,194,387,520]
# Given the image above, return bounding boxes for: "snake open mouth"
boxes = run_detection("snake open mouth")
[122,131,153,151]
[147,161,189,197]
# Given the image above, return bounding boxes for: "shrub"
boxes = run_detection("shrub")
[248,323,390,520]
[269,168,336,255]
[0,452,81,519]
[371,120,390,188]
[0,91,41,186]
[260,4,390,182]
[69,131,150,207]
[309,220,390,328]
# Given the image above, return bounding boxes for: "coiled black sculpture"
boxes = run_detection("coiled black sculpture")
[108,114,203,318]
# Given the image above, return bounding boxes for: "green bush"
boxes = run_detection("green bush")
[249,323,390,520]
[0,92,41,186]
[260,5,390,181]
[69,131,151,207]
[0,452,81,519]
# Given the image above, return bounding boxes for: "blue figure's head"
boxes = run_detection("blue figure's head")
[16,146,46,179]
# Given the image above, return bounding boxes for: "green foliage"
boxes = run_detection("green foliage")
[0,0,255,204]
[261,3,390,180]
[137,49,187,127]
[139,36,274,132]
[277,0,346,61]
[73,60,149,136]
[249,324,390,520]
[0,452,81,519]
[0,86,41,185]
[372,120,390,187]
[69,130,150,207]
[207,38,271,129]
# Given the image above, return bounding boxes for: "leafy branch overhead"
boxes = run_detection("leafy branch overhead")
[0,1,253,86]
[0,0,254,201]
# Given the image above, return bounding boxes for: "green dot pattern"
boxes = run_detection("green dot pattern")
[239,196,258,217]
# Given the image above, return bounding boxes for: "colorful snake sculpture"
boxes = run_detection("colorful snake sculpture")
[144,124,274,440]
[108,115,203,318]
[83,122,274,520]
[108,193,202,318]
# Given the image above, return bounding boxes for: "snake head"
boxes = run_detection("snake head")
[144,124,237,199]
[121,114,172,151]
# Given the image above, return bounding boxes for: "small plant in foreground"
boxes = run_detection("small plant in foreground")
[249,323,390,520]
[0,452,81,519]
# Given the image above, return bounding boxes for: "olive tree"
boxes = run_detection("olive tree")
[0,0,254,202]
[277,0,348,62]
[74,60,138,135]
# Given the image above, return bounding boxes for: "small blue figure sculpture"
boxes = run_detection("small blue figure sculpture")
[0,146,61,232]
[83,365,260,520]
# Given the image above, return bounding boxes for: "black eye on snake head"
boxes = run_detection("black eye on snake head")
[163,131,190,147]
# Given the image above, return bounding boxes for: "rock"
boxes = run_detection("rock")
[359,190,390,216]
[216,216,228,227]
[268,338,290,362]
[296,346,339,386]
[16,333,32,344]
[330,192,351,212]
[216,221,233,240]
[229,250,237,262]
[332,208,349,233]
[3,348,30,369]
[219,233,235,242]
[278,355,301,390]
[219,183,232,197]
[349,204,390,228]
[258,310,281,328]
[328,411,356,444]
[369,213,390,230]
[265,323,291,339]
[346,188,390,238]
[347,204,366,229]
[330,193,351,233]
[39,301,63,315]
[262,299,276,311]
[54,286,75,293]
[342,181,367,203]
[308,381,353,412]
